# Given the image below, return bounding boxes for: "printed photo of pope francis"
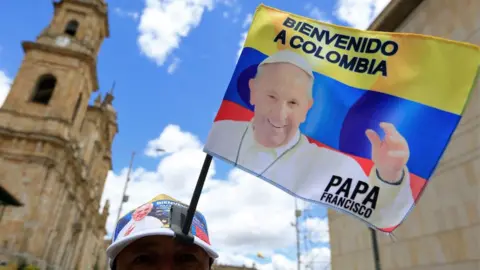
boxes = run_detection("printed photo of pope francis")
[205,50,414,229]
[117,202,168,239]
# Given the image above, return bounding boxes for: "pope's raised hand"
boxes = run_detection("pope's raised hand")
[365,122,410,183]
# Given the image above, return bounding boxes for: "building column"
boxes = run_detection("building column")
[42,180,67,261]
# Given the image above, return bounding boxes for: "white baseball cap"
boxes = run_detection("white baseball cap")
[106,194,218,269]
[259,50,314,78]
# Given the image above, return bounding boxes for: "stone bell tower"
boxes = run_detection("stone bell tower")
[1,0,108,127]
[0,1,117,269]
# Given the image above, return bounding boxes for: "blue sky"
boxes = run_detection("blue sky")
[0,0,387,268]
[0,0,360,174]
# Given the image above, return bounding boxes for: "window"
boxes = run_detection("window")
[72,93,82,121]
[64,20,79,37]
[32,74,56,105]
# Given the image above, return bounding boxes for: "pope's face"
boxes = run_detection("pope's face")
[249,63,313,148]
[132,203,153,221]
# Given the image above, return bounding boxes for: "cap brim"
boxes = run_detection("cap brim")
[106,228,218,268]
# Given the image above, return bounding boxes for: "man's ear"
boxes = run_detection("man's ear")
[248,78,255,105]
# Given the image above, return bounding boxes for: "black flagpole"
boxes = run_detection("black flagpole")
[370,228,382,270]
[170,154,213,244]
[182,154,213,234]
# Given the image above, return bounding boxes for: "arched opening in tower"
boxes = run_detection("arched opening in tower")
[64,20,79,37]
[32,74,57,105]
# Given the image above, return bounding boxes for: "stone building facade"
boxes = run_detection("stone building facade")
[0,0,117,269]
[328,0,479,269]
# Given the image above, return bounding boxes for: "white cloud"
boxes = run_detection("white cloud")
[335,0,391,29]
[215,252,256,267]
[301,247,331,270]
[304,4,332,23]
[101,124,331,269]
[257,247,331,270]
[263,254,297,270]
[137,0,216,66]
[167,57,181,74]
[310,8,329,22]
[221,0,238,7]
[236,31,248,59]
[231,5,242,23]
[304,217,329,243]
[242,13,253,28]
[0,70,12,107]
[144,124,201,157]
[136,0,244,66]
[114,7,140,21]
[236,13,252,61]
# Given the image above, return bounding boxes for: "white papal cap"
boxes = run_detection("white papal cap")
[259,50,314,78]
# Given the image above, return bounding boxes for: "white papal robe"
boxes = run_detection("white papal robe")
[204,120,414,229]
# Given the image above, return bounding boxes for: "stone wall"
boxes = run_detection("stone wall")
[0,1,115,269]
[328,0,480,269]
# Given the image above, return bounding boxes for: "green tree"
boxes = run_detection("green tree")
[25,264,40,270]
[16,257,27,270]
[93,255,100,270]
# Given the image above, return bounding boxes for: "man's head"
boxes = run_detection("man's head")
[107,195,217,270]
[248,50,314,148]
[114,236,210,270]
[132,203,153,221]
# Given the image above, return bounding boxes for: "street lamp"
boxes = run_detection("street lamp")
[115,148,165,224]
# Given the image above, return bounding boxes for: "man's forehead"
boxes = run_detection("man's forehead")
[126,236,205,253]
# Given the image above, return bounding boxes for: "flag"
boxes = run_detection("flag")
[203,4,480,232]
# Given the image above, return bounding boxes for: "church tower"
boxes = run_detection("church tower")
[1,0,108,128]
[0,1,116,269]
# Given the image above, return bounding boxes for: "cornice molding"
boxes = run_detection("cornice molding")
[22,41,99,91]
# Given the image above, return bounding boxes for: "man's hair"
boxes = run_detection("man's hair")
[255,63,314,100]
